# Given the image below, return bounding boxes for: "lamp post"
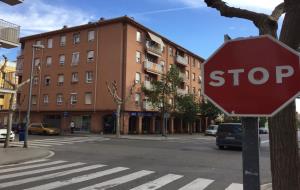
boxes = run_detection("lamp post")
[24,44,44,148]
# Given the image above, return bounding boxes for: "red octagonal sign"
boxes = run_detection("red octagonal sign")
[202,35,300,117]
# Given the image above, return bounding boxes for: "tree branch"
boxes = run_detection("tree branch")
[16,79,30,90]
[271,2,285,21]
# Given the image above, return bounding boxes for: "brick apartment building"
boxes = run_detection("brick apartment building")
[16,16,205,134]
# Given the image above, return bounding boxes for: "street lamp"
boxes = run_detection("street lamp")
[24,44,44,148]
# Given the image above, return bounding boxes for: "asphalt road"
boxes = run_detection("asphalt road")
[0,134,271,190]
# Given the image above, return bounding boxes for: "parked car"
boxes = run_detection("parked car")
[0,128,15,142]
[216,123,243,149]
[259,127,268,134]
[205,124,218,136]
[28,123,60,135]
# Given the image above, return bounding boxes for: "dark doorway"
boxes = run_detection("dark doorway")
[129,116,137,134]
[103,114,116,134]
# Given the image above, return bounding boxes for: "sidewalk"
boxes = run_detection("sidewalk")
[0,145,52,165]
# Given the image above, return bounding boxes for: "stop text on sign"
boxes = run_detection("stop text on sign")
[209,65,294,87]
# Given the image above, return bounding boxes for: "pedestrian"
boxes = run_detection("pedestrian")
[70,121,75,134]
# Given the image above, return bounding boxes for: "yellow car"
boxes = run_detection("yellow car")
[28,123,60,135]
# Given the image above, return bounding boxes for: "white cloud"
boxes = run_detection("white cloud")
[0,0,94,36]
[175,0,204,7]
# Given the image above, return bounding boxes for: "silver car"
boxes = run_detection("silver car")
[205,125,218,136]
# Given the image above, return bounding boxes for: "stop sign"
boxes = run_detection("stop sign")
[202,35,300,117]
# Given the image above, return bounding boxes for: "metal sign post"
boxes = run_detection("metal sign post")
[242,117,260,190]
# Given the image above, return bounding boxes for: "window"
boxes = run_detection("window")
[88,30,95,41]
[72,52,80,65]
[197,60,201,68]
[198,89,201,96]
[59,55,65,66]
[73,33,80,44]
[185,70,189,80]
[136,51,141,63]
[85,92,92,104]
[186,85,189,92]
[46,56,52,67]
[192,73,195,81]
[43,94,49,104]
[135,72,141,84]
[168,47,173,56]
[36,40,42,45]
[192,59,195,67]
[33,76,39,85]
[87,50,94,62]
[47,38,53,48]
[57,74,64,86]
[60,35,66,46]
[192,87,196,94]
[44,76,51,86]
[136,31,141,42]
[56,94,63,105]
[71,72,79,83]
[70,94,77,104]
[34,58,40,67]
[135,93,141,105]
[32,95,37,105]
[85,71,93,83]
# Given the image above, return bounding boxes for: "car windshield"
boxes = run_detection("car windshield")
[218,124,242,133]
[208,125,217,130]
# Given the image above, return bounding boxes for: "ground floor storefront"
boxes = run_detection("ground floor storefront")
[0,111,212,135]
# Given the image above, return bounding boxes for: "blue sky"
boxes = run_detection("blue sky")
[2,0,297,112]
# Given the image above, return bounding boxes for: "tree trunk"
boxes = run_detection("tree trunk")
[4,93,15,148]
[116,104,121,138]
[268,2,300,188]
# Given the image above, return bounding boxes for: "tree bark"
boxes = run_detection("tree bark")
[268,1,300,188]
[4,93,15,148]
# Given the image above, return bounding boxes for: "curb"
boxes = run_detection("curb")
[0,148,54,166]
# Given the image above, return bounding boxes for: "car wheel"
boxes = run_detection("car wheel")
[218,145,225,150]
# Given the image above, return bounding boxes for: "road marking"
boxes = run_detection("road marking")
[25,167,129,190]
[130,174,182,190]
[79,170,155,190]
[0,160,67,174]
[178,178,214,190]
[225,183,243,190]
[0,164,105,188]
[0,162,84,180]
[0,159,48,168]
[261,140,269,144]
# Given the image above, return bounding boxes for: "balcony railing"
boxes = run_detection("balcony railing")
[16,59,23,75]
[177,88,188,95]
[146,41,163,56]
[144,80,153,90]
[144,60,163,75]
[0,19,20,48]
[0,0,24,5]
[176,55,188,66]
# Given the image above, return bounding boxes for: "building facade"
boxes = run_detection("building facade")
[17,16,205,134]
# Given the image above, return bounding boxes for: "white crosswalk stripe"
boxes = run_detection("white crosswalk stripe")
[0,160,67,174]
[178,178,214,190]
[0,159,243,190]
[9,137,109,148]
[130,174,182,190]
[225,183,243,190]
[79,170,155,190]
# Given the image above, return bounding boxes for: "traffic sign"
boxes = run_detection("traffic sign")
[202,35,300,117]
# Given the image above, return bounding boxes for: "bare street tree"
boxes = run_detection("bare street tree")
[204,0,300,189]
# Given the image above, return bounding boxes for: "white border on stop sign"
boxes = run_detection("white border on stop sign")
[201,35,300,117]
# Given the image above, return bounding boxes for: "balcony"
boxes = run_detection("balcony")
[143,101,158,111]
[144,60,163,75]
[176,55,188,66]
[146,41,163,57]
[0,0,23,5]
[179,72,187,81]
[144,80,153,90]
[177,88,188,95]
[0,19,20,48]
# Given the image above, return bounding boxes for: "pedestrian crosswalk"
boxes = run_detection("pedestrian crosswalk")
[9,137,109,148]
[0,159,243,190]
